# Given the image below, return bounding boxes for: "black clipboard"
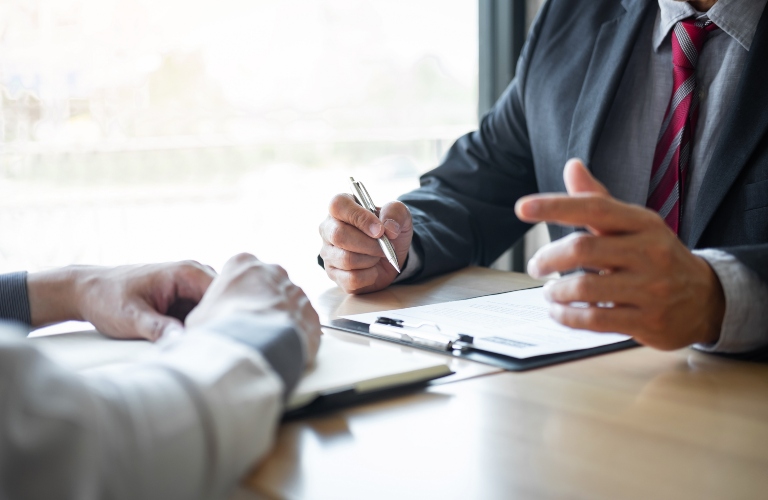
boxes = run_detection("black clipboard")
[324,314,638,372]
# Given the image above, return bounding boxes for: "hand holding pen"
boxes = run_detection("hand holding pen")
[349,177,401,273]
[319,179,414,294]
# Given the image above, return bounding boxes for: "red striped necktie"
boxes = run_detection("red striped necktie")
[647,18,718,234]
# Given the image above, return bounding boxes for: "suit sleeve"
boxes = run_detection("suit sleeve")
[0,316,304,500]
[396,0,553,282]
[0,272,31,325]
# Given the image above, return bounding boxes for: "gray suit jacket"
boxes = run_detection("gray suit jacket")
[399,0,768,285]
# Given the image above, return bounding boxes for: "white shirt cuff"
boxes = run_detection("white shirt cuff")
[692,249,768,353]
[393,247,423,283]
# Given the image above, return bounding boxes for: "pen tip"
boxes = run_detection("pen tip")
[392,261,401,274]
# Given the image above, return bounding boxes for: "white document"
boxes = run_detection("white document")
[343,287,631,359]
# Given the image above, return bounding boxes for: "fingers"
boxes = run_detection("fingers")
[515,158,660,234]
[378,201,413,239]
[548,301,687,350]
[563,159,610,195]
[320,245,380,270]
[221,252,261,275]
[170,260,217,302]
[218,252,323,363]
[543,272,652,307]
[516,193,661,235]
[320,216,383,258]
[320,194,412,295]
[549,302,642,334]
[328,193,385,238]
[134,306,184,341]
[325,265,380,294]
[285,284,322,363]
[527,232,642,278]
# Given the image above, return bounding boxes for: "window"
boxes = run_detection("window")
[1,0,478,288]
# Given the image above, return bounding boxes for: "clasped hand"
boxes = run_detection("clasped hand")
[28,254,322,361]
[515,159,725,350]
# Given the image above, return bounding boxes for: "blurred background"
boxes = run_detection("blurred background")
[0,0,545,291]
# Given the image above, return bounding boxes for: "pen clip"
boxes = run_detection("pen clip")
[349,177,376,212]
[371,317,455,351]
[357,181,377,212]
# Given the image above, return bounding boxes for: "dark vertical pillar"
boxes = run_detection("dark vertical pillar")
[478,0,528,271]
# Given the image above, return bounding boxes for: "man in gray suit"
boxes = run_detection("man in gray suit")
[0,254,321,499]
[319,0,768,353]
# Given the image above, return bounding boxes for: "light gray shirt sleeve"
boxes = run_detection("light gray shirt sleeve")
[199,312,305,397]
[0,272,31,326]
[693,249,768,353]
[0,315,303,500]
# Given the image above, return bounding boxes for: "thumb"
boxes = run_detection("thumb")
[563,158,609,196]
[134,306,184,341]
[378,201,413,240]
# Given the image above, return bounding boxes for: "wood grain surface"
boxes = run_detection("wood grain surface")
[246,267,768,500]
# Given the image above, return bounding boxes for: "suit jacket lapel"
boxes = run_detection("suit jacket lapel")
[566,0,655,166]
[688,6,768,248]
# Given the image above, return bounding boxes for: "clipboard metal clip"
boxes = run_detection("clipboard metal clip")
[370,317,475,352]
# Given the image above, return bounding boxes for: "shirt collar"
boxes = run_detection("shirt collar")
[654,0,768,51]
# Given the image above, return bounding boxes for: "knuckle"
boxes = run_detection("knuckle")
[586,198,606,219]
[326,222,348,248]
[646,209,665,228]
[339,251,358,270]
[346,272,373,294]
[174,260,200,276]
[646,241,673,266]
[328,193,351,216]
[319,217,330,238]
[572,277,592,298]
[351,208,374,232]
[570,234,594,258]
[644,310,666,332]
[179,259,201,269]
[268,263,288,278]
[649,277,674,298]
[383,201,411,223]
[231,252,256,265]
[319,243,330,263]
[583,308,604,330]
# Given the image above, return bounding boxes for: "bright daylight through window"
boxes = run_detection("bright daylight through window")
[0,0,478,289]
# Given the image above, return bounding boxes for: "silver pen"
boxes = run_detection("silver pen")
[349,177,401,273]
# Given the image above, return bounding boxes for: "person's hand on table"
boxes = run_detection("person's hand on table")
[514,159,726,350]
[27,261,217,341]
[319,193,413,294]
[186,253,322,364]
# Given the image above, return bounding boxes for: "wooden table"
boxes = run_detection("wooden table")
[245,267,768,500]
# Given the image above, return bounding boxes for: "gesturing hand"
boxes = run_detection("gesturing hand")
[319,194,413,294]
[514,159,725,350]
[185,253,322,364]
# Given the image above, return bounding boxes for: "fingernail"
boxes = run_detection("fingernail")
[527,258,540,278]
[523,200,539,217]
[542,280,554,300]
[383,219,400,234]
[369,222,383,237]
[161,325,184,341]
